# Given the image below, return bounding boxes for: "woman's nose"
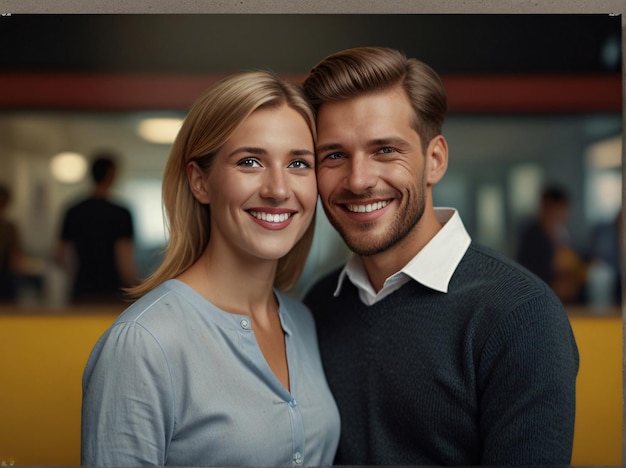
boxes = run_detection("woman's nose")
[260,167,289,200]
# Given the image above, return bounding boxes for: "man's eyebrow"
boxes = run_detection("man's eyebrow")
[367,137,410,147]
[316,137,411,154]
[315,142,343,154]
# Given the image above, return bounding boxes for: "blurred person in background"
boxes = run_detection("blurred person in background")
[516,184,587,304]
[81,71,339,466]
[0,184,23,302]
[55,153,138,304]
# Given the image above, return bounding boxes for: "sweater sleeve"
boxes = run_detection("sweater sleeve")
[81,321,175,466]
[477,294,579,465]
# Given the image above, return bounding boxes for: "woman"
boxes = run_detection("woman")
[81,71,340,466]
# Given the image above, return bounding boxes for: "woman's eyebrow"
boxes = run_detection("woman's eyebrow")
[229,147,315,157]
[228,146,267,157]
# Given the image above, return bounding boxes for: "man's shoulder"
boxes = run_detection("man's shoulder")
[464,242,540,276]
[98,197,131,214]
[65,196,126,214]
[64,196,89,214]
[455,242,560,307]
[302,266,344,305]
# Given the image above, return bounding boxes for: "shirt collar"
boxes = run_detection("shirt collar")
[333,208,471,298]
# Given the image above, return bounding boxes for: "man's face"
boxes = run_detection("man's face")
[314,86,429,256]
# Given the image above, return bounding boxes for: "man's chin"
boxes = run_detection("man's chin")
[343,235,390,257]
[326,215,396,255]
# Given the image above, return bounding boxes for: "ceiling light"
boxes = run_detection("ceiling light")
[137,117,183,144]
[50,152,88,184]
[587,135,622,169]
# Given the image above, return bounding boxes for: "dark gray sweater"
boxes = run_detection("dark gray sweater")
[304,243,579,466]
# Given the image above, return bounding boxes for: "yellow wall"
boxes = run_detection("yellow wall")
[0,310,622,466]
[0,311,119,466]
[570,315,623,466]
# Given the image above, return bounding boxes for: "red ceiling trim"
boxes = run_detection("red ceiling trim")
[442,74,623,113]
[0,72,621,113]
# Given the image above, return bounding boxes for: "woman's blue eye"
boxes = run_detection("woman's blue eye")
[238,158,260,168]
[288,160,312,169]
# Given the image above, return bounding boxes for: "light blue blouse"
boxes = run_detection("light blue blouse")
[81,279,340,466]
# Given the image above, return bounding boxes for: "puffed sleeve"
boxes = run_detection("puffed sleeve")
[81,321,175,466]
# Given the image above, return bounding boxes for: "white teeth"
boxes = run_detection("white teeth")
[346,200,390,213]
[249,211,292,223]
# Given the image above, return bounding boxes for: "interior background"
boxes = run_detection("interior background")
[0,13,621,302]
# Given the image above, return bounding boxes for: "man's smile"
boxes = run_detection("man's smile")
[345,200,391,213]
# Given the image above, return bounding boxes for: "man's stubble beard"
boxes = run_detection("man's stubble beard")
[324,180,427,257]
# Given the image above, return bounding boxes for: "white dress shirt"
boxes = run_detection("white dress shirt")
[334,208,471,305]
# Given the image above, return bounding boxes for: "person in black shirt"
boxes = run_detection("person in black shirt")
[516,185,587,303]
[55,153,138,304]
[0,184,23,301]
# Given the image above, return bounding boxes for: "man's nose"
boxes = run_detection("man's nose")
[346,157,377,193]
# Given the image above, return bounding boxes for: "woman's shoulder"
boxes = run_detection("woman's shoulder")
[275,290,309,311]
[114,280,196,328]
[275,291,314,325]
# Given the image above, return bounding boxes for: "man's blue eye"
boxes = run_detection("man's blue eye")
[326,152,343,160]
[380,147,394,154]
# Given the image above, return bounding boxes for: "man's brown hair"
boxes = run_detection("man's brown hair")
[303,46,447,149]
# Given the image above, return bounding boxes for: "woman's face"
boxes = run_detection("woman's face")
[202,104,317,263]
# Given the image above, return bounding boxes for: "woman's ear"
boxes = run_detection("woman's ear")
[425,135,448,186]
[186,161,211,204]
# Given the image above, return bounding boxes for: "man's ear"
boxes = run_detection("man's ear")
[425,135,448,186]
[186,161,211,204]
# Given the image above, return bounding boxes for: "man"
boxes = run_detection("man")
[516,185,586,303]
[56,153,138,303]
[302,47,579,466]
[0,184,23,301]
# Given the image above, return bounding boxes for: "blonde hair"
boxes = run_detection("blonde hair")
[127,71,317,298]
[304,46,447,150]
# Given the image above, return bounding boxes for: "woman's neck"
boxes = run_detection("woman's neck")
[176,242,290,391]
[176,243,279,321]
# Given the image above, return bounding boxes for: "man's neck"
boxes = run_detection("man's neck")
[361,211,444,293]
[91,184,110,198]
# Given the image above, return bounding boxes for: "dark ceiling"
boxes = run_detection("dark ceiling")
[1,14,622,75]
